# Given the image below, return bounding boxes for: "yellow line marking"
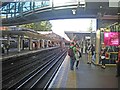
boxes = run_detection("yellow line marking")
[66,70,77,88]
[56,55,69,88]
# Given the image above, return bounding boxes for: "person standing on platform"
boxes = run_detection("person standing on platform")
[5,43,10,55]
[100,48,106,69]
[1,43,5,55]
[68,42,76,70]
[91,44,95,61]
[75,44,82,69]
[87,44,92,64]
[116,46,120,77]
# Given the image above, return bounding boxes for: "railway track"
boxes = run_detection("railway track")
[2,49,58,87]
[2,47,67,90]
[2,53,56,88]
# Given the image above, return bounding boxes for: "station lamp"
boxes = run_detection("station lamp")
[72,9,76,15]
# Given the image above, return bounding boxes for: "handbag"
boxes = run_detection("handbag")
[101,56,105,59]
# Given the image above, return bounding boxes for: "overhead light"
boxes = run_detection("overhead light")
[72,9,76,15]
[100,6,103,8]
[117,13,120,15]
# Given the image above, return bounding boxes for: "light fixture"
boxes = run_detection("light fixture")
[72,9,76,15]
[117,13,120,15]
[99,5,103,8]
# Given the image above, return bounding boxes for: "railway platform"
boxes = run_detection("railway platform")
[1,47,120,89]
[0,47,58,61]
[48,54,119,89]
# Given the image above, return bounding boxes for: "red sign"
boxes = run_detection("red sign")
[104,32,119,46]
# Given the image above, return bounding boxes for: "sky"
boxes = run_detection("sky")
[50,18,96,41]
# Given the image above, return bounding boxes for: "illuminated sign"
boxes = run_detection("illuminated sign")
[53,0,85,7]
[0,26,8,30]
[104,32,119,46]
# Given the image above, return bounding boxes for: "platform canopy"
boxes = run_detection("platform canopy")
[1,29,65,42]
[1,30,49,40]
[65,31,96,41]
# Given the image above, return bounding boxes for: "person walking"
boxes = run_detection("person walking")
[68,42,76,70]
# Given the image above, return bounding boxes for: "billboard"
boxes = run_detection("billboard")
[104,32,119,46]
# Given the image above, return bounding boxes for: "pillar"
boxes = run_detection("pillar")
[42,39,45,48]
[46,40,49,48]
[29,38,32,50]
[37,39,40,49]
[17,35,21,52]
[21,35,24,50]
[6,35,10,54]
[83,37,86,53]
[95,30,101,64]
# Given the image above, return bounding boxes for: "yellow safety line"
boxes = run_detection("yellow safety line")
[56,55,69,88]
[66,70,77,88]
[105,64,116,66]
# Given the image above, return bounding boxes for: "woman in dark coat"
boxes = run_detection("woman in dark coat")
[101,49,106,69]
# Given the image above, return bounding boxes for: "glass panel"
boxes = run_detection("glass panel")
[53,0,78,6]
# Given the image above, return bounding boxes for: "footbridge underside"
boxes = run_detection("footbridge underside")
[1,1,119,27]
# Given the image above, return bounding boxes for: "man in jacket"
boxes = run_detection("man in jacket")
[68,42,76,70]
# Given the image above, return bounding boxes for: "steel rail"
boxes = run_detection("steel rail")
[29,51,66,89]
[2,48,62,89]
[6,51,64,90]
[2,53,55,85]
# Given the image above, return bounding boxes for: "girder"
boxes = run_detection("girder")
[1,1,50,19]
[1,1,119,27]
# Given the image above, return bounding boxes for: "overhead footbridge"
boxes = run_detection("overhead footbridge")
[1,0,119,28]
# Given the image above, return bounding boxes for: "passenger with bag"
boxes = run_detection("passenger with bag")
[75,44,82,69]
[68,42,76,70]
[100,48,106,69]
[91,44,95,61]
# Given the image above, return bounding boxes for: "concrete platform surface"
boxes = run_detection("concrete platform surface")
[48,54,118,89]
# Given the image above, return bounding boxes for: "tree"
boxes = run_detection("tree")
[19,21,52,31]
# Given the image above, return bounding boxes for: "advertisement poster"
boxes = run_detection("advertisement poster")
[104,32,119,46]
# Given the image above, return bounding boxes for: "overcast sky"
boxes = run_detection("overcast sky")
[50,18,96,41]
